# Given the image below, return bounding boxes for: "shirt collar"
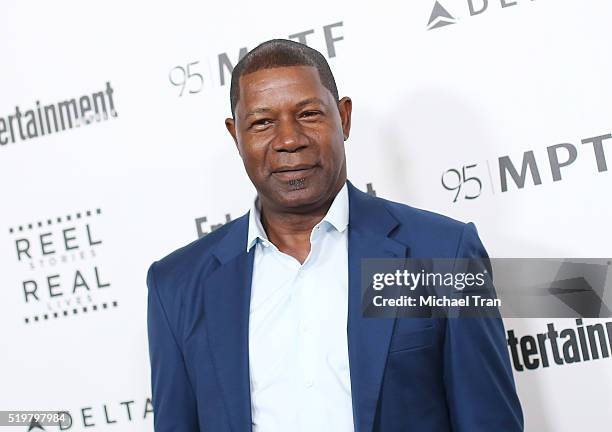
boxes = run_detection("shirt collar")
[246,181,349,252]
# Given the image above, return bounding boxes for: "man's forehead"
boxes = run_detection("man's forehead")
[237,65,329,107]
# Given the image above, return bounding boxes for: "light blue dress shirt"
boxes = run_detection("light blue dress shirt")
[246,182,354,431]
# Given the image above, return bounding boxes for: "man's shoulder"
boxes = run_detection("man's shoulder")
[149,212,248,286]
[379,195,465,232]
[370,193,472,256]
[348,181,466,235]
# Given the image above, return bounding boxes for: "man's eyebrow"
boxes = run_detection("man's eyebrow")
[245,107,272,119]
[244,97,326,119]
[295,97,326,109]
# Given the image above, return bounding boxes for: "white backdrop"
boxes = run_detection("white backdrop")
[1,0,611,430]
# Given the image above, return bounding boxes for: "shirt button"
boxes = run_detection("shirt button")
[299,322,309,333]
[305,378,314,388]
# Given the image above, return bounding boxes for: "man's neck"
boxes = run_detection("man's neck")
[258,183,343,263]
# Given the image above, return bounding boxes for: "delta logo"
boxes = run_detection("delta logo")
[427,0,537,31]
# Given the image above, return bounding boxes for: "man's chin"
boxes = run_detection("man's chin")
[272,185,327,211]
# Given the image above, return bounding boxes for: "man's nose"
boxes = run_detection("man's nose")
[272,117,307,152]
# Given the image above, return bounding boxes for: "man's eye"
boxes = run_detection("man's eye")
[252,119,272,127]
[301,111,320,118]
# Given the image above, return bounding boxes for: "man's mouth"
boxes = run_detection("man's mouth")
[272,165,317,181]
[273,164,315,173]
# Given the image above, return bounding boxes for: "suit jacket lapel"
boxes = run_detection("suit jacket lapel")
[346,181,408,432]
[203,213,254,432]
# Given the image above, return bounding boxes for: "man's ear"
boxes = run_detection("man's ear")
[225,117,241,155]
[337,96,352,141]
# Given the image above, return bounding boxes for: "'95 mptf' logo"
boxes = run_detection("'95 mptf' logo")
[442,132,611,202]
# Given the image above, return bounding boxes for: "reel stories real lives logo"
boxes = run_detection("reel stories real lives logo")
[7,208,119,325]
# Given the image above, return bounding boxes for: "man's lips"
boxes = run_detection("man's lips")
[272,164,316,173]
[271,164,317,180]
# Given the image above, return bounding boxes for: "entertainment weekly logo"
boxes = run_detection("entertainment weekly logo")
[441,131,611,202]
[8,208,119,325]
[0,82,118,147]
[427,0,537,30]
[507,319,612,372]
[194,182,377,238]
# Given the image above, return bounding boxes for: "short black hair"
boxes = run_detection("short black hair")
[230,39,339,118]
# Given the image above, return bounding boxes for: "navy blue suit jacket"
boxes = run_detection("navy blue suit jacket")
[147,180,524,431]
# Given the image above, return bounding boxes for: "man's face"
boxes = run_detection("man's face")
[225,65,352,213]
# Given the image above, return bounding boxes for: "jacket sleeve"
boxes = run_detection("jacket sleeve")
[443,222,524,432]
[147,262,200,431]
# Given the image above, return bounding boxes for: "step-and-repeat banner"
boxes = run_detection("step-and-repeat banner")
[1,1,611,430]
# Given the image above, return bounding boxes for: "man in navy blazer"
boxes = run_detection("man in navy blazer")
[147,39,523,431]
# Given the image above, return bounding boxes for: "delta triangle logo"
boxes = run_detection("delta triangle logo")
[27,418,45,431]
[427,1,457,30]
